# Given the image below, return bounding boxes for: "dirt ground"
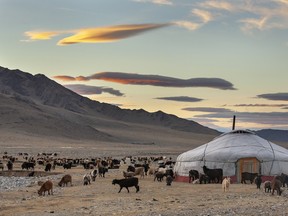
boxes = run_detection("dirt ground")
[1,160,288,216]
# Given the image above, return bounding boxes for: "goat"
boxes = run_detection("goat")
[254,175,262,189]
[154,171,165,182]
[271,177,282,196]
[112,177,140,193]
[264,181,271,193]
[166,175,173,186]
[123,171,135,178]
[90,169,97,181]
[133,167,145,178]
[203,166,223,183]
[188,170,199,183]
[38,180,53,196]
[44,163,52,172]
[58,174,72,187]
[83,173,91,185]
[241,172,258,184]
[222,177,230,192]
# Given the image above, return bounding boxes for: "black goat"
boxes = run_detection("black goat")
[112,177,140,193]
[254,175,262,189]
[203,166,223,183]
[241,172,258,184]
[188,170,199,183]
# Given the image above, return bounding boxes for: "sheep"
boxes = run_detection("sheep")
[222,177,231,192]
[38,180,53,196]
[264,181,271,193]
[123,171,135,178]
[112,177,140,193]
[83,173,91,185]
[271,177,282,196]
[166,175,173,186]
[58,174,72,187]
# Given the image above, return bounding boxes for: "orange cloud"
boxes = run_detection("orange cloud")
[57,23,171,45]
[24,23,171,45]
[25,31,65,40]
[53,72,236,90]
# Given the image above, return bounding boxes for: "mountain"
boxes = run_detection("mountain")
[255,129,288,143]
[0,66,220,148]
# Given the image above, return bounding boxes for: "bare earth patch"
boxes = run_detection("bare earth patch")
[1,162,288,216]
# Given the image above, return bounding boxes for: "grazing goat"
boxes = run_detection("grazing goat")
[112,177,140,193]
[133,167,145,178]
[271,177,282,196]
[83,174,91,185]
[264,181,271,193]
[38,180,53,196]
[222,177,230,192]
[58,174,72,187]
[254,175,262,189]
[123,171,135,178]
[203,166,223,183]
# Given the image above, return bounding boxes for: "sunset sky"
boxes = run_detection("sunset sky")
[0,0,288,131]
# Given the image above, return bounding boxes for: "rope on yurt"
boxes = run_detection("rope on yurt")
[267,140,276,175]
[202,143,209,165]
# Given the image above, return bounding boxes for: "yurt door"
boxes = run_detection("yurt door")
[236,158,260,183]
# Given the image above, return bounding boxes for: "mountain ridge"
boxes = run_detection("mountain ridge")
[0,66,220,145]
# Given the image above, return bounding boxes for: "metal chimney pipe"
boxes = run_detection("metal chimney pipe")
[232,115,236,130]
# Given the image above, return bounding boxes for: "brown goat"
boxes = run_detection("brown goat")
[58,174,72,187]
[271,177,282,196]
[38,180,53,196]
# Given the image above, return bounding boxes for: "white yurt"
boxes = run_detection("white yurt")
[174,129,288,183]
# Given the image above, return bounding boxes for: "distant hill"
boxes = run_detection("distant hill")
[255,129,288,143]
[0,66,220,146]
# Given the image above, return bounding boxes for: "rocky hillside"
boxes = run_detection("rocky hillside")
[0,66,220,144]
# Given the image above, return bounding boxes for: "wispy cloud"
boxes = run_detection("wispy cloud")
[24,31,67,40]
[64,84,124,96]
[133,0,173,5]
[257,92,288,101]
[234,103,288,107]
[199,1,234,11]
[53,72,236,90]
[192,9,214,23]
[182,107,232,112]
[173,21,201,30]
[155,96,203,102]
[24,23,171,45]
[194,111,288,126]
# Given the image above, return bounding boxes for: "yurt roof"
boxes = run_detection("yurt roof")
[177,129,288,163]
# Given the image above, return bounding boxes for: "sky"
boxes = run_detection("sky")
[0,0,288,132]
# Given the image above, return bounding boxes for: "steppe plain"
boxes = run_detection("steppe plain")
[1,135,288,216]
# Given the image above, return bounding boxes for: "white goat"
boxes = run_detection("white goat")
[222,177,231,192]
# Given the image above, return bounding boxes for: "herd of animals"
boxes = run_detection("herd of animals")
[1,152,288,197]
[0,152,174,195]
